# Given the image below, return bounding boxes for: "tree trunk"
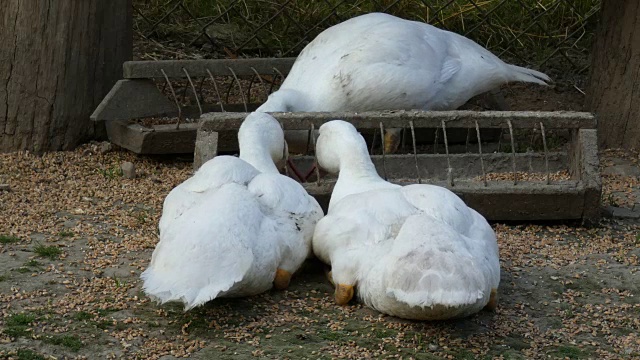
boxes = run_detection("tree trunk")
[0,0,132,153]
[585,0,640,149]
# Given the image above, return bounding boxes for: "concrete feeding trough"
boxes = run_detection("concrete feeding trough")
[197,110,601,224]
[91,58,601,223]
[90,58,297,154]
[90,58,502,154]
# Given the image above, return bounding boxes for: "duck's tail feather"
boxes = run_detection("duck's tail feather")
[140,237,255,311]
[141,267,245,311]
[383,215,490,309]
[506,64,552,86]
[385,248,486,309]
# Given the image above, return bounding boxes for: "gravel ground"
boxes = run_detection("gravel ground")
[1,145,639,360]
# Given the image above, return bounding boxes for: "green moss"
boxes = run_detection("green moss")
[43,334,84,351]
[0,235,20,244]
[33,244,62,259]
[15,349,46,360]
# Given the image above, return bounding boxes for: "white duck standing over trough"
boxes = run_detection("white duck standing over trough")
[141,112,323,310]
[257,12,550,153]
[312,120,500,320]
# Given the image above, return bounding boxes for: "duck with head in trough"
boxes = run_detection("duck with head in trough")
[141,112,324,310]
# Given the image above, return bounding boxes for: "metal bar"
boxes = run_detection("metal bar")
[475,121,488,187]
[507,120,518,185]
[279,121,290,178]
[227,67,248,112]
[160,69,182,129]
[123,59,296,79]
[442,121,454,187]
[409,121,421,184]
[206,69,225,112]
[380,122,388,180]
[540,122,551,185]
[182,68,203,116]
[370,128,378,155]
[310,123,321,185]
[250,67,270,103]
[200,111,598,131]
[272,67,287,85]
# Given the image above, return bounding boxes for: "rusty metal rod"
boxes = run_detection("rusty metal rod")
[182,68,203,116]
[409,121,421,184]
[205,69,225,112]
[442,120,454,187]
[160,68,182,129]
[475,121,488,187]
[540,122,551,185]
[507,119,518,185]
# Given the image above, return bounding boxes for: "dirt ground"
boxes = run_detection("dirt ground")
[1,139,639,360]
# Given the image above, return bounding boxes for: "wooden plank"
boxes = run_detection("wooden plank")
[200,110,597,130]
[123,58,296,79]
[302,180,585,221]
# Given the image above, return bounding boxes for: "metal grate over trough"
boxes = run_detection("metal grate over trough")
[198,111,601,224]
[91,59,601,223]
[91,59,296,154]
[90,58,503,154]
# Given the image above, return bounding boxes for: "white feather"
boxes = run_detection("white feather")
[258,12,550,114]
[313,120,500,320]
[142,113,324,310]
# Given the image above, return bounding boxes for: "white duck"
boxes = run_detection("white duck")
[312,120,500,320]
[141,112,323,310]
[257,12,550,153]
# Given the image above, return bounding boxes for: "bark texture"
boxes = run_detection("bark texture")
[0,0,132,153]
[585,0,640,149]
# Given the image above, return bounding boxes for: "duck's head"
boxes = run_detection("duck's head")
[316,120,370,175]
[330,252,360,305]
[238,112,287,172]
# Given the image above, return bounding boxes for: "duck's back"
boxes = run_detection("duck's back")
[143,182,273,309]
[314,183,500,319]
[369,214,498,320]
[159,156,259,234]
[143,158,323,310]
[275,12,517,112]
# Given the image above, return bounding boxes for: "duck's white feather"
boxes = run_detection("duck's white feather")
[313,120,500,320]
[142,113,323,310]
[258,12,549,114]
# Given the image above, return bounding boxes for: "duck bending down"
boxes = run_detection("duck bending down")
[141,112,324,310]
[312,120,500,320]
[257,12,550,154]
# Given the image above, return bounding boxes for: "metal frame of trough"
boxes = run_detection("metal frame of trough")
[90,58,296,154]
[197,110,601,224]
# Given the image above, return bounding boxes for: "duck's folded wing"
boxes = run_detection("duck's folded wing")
[248,174,323,230]
[383,215,490,309]
[159,156,259,233]
[143,184,260,310]
[247,173,324,262]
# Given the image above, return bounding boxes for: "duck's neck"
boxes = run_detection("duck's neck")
[257,89,311,112]
[240,145,279,174]
[329,146,389,208]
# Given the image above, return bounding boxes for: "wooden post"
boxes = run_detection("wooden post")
[585,0,640,149]
[0,0,132,153]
